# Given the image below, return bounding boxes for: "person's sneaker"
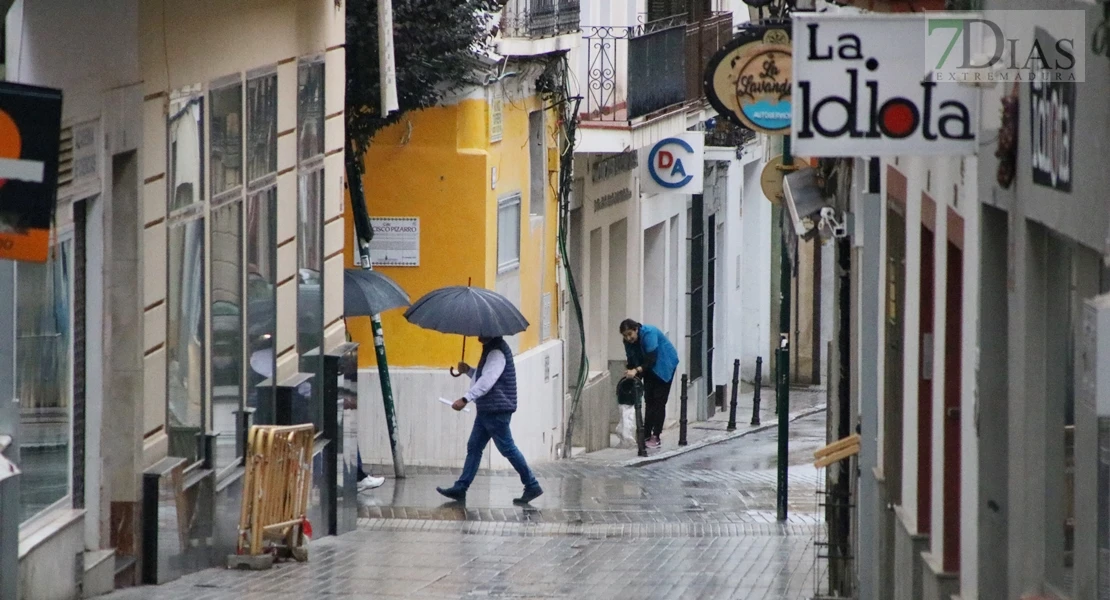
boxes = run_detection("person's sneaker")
[436,486,467,502]
[646,436,661,448]
[513,485,544,505]
[357,475,385,492]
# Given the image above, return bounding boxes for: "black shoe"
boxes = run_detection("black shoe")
[513,485,543,505]
[436,486,466,501]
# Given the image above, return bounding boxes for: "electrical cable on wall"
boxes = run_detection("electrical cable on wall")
[536,53,588,458]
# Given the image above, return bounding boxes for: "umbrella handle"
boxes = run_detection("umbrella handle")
[449,334,468,377]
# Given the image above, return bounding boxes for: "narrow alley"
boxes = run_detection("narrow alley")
[99,408,828,600]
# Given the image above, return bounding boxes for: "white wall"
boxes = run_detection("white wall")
[896,156,924,532]
[739,149,772,383]
[358,341,565,468]
[712,148,764,385]
[959,157,980,598]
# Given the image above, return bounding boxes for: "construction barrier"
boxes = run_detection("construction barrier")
[229,424,315,569]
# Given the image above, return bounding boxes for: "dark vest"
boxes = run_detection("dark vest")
[473,338,517,413]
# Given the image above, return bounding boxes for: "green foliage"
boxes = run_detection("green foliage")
[345,0,505,154]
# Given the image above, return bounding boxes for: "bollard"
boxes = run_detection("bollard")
[776,347,790,522]
[678,374,689,446]
[634,388,647,457]
[727,359,740,431]
[751,357,762,426]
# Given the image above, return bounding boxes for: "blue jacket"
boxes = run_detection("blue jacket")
[624,324,679,383]
[473,338,517,413]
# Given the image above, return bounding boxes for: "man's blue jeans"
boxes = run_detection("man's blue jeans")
[455,411,538,491]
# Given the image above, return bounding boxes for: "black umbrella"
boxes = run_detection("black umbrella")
[344,268,410,316]
[403,281,529,377]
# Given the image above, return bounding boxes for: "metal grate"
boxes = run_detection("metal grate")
[72,200,86,509]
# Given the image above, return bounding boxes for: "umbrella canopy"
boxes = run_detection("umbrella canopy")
[344,268,411,316]
[403,285,529,338]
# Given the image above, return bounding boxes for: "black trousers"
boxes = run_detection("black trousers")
[642,373,673,438]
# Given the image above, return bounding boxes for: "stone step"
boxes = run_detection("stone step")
[82,549,115,598]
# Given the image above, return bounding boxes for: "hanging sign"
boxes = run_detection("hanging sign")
[640,133,705,195]
[1029,27,1074,193]
[0,81,63,263]
[791,13,979,157]
[705,25,793,135]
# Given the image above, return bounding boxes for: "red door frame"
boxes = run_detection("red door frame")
[917,199,935,536]
[943,202,964,573]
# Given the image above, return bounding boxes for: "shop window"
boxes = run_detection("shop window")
[498,193,522,272]
[17,239,73,522]
[245,67,278,423]
[168,94,204,213]
[297,58,326,431]
[210,201,243,472]
[246,71,277,186]
[296,169,324,431]
[166,218,206,461]
[167,91,206,462]
[297,60,324,164]
[246,187,277,422]
[210,82,243,198]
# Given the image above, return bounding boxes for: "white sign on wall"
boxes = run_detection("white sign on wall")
[369,217,419,267]
[791,13,979,157]
[639,133,705,195]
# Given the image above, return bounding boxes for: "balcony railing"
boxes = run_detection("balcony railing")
[501,0,581,39]
[582,12,732,123]
[685,12,733,103]
[705,119,757,148]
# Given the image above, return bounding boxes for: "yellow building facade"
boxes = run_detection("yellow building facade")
[346,92,560,368]
[347,81,569,468]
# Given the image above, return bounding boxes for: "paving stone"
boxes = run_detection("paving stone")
[100,413,830,600]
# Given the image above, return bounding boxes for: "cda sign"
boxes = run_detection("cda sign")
[791,13,979,157]
[640,133,704,195]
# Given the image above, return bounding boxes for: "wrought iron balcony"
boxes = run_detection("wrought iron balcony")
[705,119,757,148]
[581,12,732,123]
[501,0,581,39]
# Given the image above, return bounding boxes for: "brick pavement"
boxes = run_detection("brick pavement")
[98,413,829,600]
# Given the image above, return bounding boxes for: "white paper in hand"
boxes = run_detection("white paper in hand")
[438,397,472,412]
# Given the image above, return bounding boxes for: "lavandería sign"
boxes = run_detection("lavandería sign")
[791,13,979,157]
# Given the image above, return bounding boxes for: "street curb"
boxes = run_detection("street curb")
[596,404,828,468]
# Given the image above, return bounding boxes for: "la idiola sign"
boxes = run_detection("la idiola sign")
[791,13,979,157]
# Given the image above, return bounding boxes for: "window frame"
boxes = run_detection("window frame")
[497,192,523,274]
[16,227,76,525]
[165,88,209,461]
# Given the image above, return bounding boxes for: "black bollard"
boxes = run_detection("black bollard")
[727,359,740,431]
[678,375,689,446]
[751,357,762,426]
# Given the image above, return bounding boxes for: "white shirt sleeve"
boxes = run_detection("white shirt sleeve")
[464,350,505,403]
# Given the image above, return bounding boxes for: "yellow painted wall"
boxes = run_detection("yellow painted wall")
[346,91,561,369]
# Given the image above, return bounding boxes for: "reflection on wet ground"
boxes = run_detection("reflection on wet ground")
[357,412,829,525]
[101,413,829,599]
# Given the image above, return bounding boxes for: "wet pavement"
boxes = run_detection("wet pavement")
[575,385,828,467]
[101,410,830,600]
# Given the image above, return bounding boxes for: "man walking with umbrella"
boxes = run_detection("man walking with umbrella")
[436,335,543,504]
[402,283,542,505]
